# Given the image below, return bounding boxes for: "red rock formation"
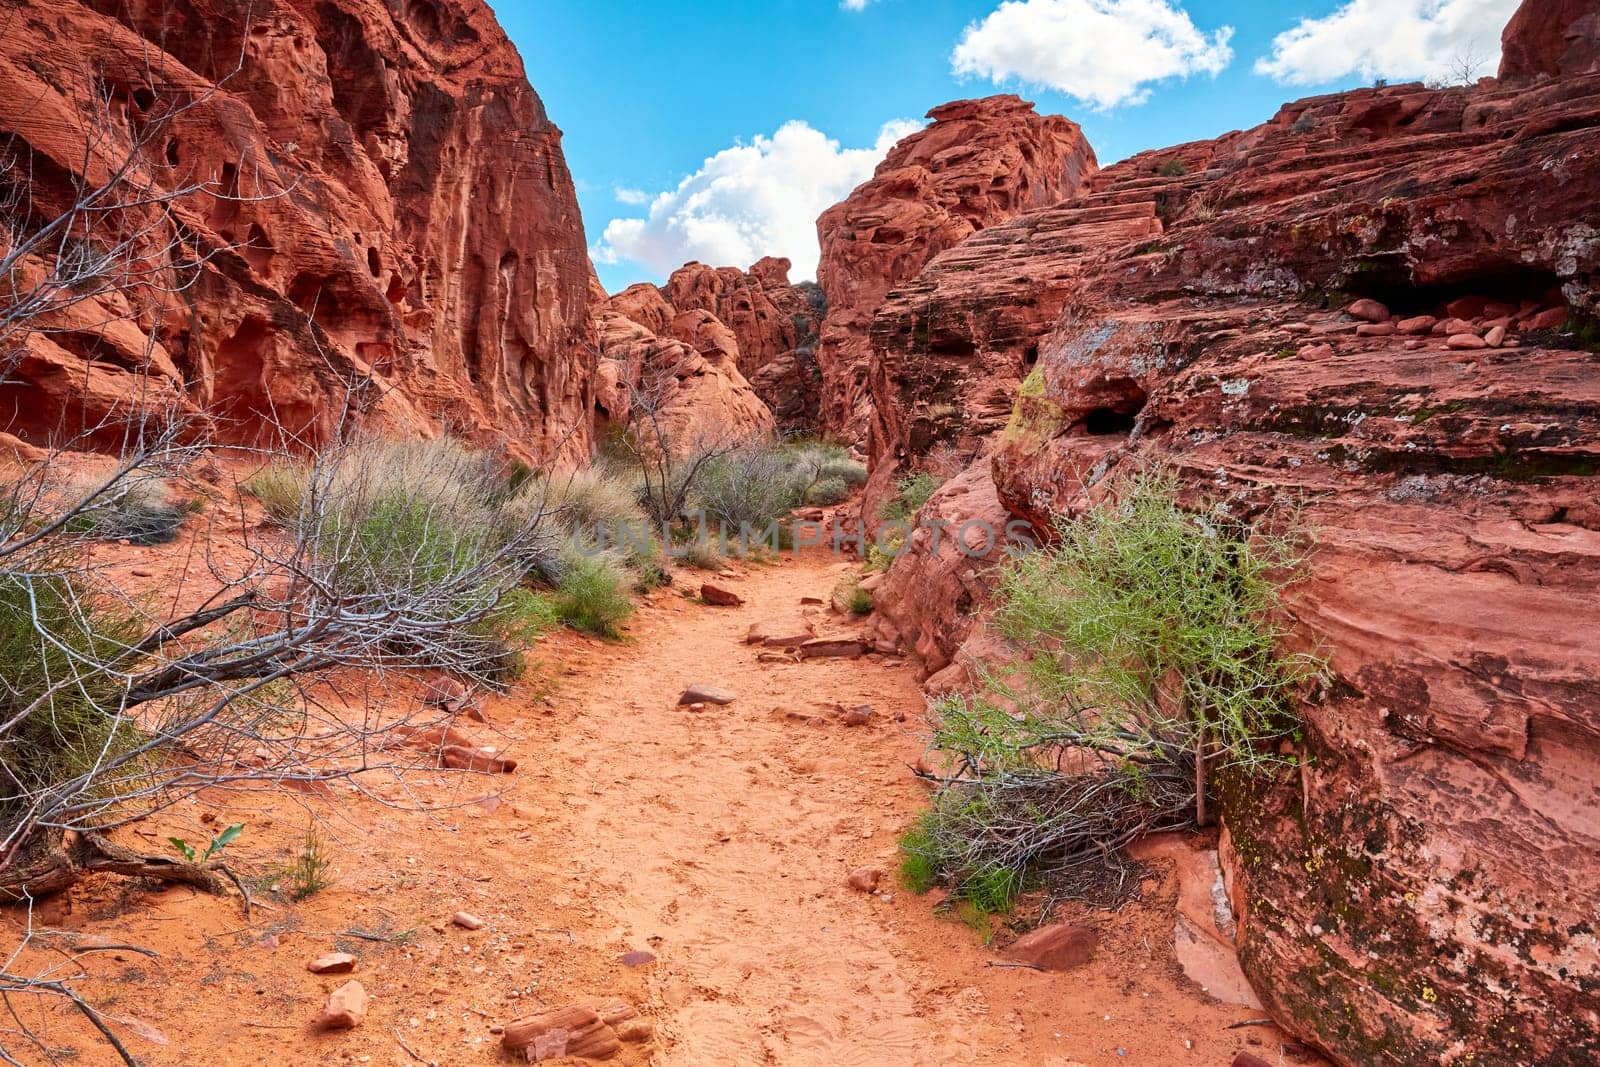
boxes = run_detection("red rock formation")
[870,21,1600,1061]
[813,95,1097,442]
[1500,0,1600,81]
[599,258,824,434]
[664,258,823,378]
[0,0,594,458]
[593,293,774,454]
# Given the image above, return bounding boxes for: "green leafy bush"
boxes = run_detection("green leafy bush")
[903,469,1318,913]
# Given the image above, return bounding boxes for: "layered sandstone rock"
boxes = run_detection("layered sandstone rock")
[593,294,774,455]
[598,258,822,434]
[814,95,1097,441]
[865,22,1600,1059]
[0,0,593,457]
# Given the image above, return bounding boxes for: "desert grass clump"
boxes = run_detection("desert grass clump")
[550,548,635,638]
[673,535,725,571]
[833,573,874,616]
[903,468,1319,913]
[242,461,309,523]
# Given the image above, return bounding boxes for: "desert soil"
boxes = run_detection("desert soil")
[2,539,1308,1066]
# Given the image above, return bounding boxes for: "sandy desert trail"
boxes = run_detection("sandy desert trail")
[4,544,1298,1066]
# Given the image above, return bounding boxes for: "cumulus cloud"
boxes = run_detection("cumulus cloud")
[1255,0,1517,85]
[951,0,1234,110]
[613,187,651,206]
[593,118,923,281]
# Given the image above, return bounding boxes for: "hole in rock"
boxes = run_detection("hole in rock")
[1072,379,1148,437]
[1084,407,1140,436]
[367,247,382,277]
[1343,263,1563,316]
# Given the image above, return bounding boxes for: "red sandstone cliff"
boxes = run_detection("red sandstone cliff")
[866,3,1600,1060]
[0,0,594,458]
[813,95,1097,442]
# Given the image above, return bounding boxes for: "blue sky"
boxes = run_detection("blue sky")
[494,0,1516,292]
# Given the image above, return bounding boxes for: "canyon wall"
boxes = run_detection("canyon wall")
[0,0,594,458]
[867,2,1600,1059]
[813,95,1098,443]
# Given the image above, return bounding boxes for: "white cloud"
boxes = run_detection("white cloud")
[592,118,923,281]
[951,0,1234,110]
[1255,0,1516,85]
[613,187,651,206]
[842,0,872,9]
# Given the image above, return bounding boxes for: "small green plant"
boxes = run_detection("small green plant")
[898,815,939,893]
[551,551,635,638]
[880,472,941,524]
[284,823,334,901]
[1291,113,1316,134]
[168,823,244,864]
[1157,158,1187,177]
[833,573,874,616]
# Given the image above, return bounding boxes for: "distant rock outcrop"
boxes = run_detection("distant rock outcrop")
[593,289,775,454]
[813,95,1097,442]
[596,258,820,437]
[0,0,594,458]
[866,18,1600,1062]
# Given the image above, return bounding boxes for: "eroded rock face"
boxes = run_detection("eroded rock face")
[872,41,1600,1064]
[600,259,823,434]
[814,95,1097,441]
[0,0,594,458]
[1500,0,1600,82]
[593,293,774,454]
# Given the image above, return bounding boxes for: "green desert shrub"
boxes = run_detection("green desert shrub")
[806,476,851,506]
[0,570,144,829]
[903,468,1319,914]
[277,436,544,679]
[693,446,804,531]
[550,549,635,638]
